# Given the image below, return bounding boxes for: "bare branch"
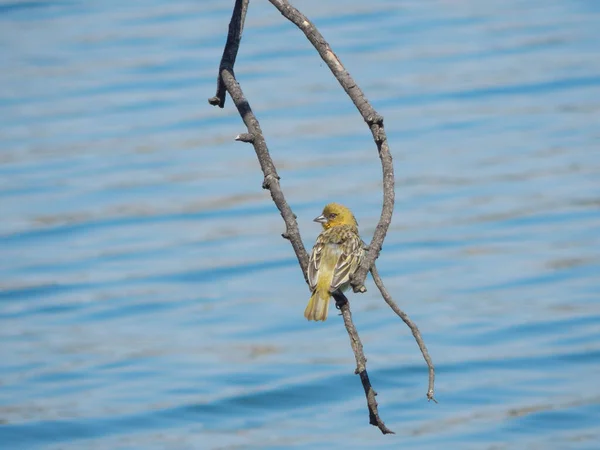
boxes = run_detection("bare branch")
[221,65,392,428]
[208,1,309,277]
[221,70,310,278]
[370,264,437,403]
[267,0,394,293]
[334,293,394,434]
[208,0,436,434]
[208,0,249,108]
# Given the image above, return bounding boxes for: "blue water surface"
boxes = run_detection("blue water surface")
[1,0,600,448]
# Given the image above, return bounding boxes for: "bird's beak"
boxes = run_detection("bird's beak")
[313,214,327,224]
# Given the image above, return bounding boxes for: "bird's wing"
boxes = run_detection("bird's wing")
[307,236,324,291]
[330,232,363,291]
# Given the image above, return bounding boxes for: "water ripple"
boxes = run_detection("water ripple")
[1,0,600,449]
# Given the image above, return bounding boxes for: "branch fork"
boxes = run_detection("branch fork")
[208,0,436,433]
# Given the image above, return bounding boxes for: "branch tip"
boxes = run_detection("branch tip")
[235,132,254,142]
[208,96,222,106]
[370,264,437,404]
[351,285,364,293]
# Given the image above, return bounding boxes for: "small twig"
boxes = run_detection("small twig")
[370,264,437,403]
[267,0,394,293]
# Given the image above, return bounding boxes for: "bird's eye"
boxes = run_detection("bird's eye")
[329,213,337,219]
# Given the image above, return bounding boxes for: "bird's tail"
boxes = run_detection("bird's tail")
[304,289,330,321]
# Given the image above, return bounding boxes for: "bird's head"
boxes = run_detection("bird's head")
[314,203,358,230]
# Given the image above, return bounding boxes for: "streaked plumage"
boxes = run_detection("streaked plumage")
[305,203,364,321]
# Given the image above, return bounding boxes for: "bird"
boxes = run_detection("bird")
[305,203,364,321]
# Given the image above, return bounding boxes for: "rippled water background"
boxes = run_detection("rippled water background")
[2,0,600,448]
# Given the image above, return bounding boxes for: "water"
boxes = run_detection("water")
[1,0,599,448]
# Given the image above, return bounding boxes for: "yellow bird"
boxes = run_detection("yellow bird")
[305,203,364,321]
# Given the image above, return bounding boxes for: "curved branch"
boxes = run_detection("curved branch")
[208,0,436,434]
[267,0,394,293]
[208,1,392,434]
[370,264,437,402]
[208,0,249,108]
